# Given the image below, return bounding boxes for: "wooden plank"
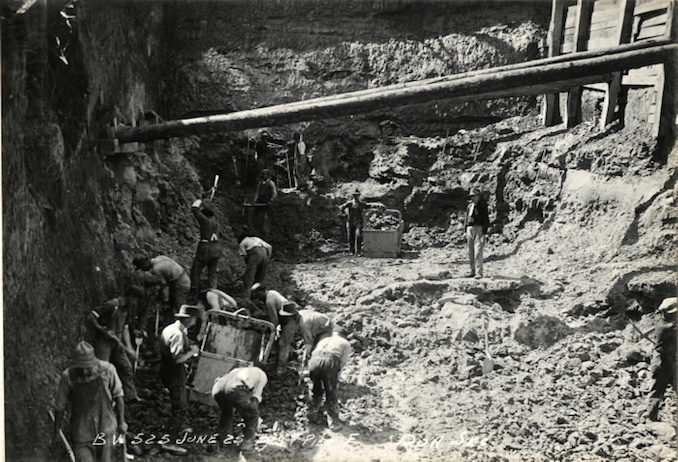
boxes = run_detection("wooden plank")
[623,75,660,85]
[567,0,594,126]
[640,13,668,27]
[583,82,609,91]
[590,9,623,26]
[637,23,668,39]
[634,0,668,16]
[544,0,567,126]
[651,63,665,136]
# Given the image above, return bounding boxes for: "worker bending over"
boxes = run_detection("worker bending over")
[53,341,127,462]
[212,366,268,453]
[133,255,191,324]
[307,326,352,430]
[279,308,335,370]
[238,234,272,299]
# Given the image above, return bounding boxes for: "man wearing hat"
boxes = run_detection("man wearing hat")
[250,284,298,372]
[238,234,272,299]
[212,366,268,453]
[159,305,200,439]
[133,255,191,323]
[340,189,366,256]
[306,326,352,430]
[464,188,490,278]
[253,169,278,235]
[190,198,221,292]
[279,308,335,371]
[645,297,677,421]
[52,341,127,462]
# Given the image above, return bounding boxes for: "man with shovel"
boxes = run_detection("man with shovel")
[88,290,144,403]
[252,169,278,235]
[52,341,128,462]
[238,233,272,299]
[133,255,191,325]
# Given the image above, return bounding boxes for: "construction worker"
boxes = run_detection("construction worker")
[340,189,366,256]
[253,169,278,235]
[159,305,200,442]
[645,297,677,421]
[212,366,268,453]
[250,283,297,373]
[291,132,310,190]
[190,198,221,292]
[465,188,490,278]
[87,290,145,403]
[52,341,127,462]
[307,326,352,430]
[194,288,239,341]
[279,308,335,370]
[238,233,272,299]
[133,255,191,323]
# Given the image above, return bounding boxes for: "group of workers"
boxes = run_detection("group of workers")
[50,154,677,461]
[52,176,353,460]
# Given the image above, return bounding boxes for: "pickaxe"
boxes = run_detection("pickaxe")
[209,175,219,201]
[49,410,76,462]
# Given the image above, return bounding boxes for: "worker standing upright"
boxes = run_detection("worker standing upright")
[291,132,310,190]
[238,233,272,299]
[645,297,677,421]
[52,341,127,462]
[190,198,221,292]
[133,255,191,325]
[212,366,268,453]
[340,189,366,256]
[306,326,352,430]
[158,305,200,445]
[253,170,278,235]
[465,188,490,279]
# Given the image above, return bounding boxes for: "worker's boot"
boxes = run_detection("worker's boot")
[239,437,255,453]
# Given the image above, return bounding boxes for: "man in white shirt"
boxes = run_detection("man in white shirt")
[159,305,200,439]
[212,366,268,452]
[307,326,351,430]
[238,234,272,298]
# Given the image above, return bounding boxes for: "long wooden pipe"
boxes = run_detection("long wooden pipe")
[114,40,676,143]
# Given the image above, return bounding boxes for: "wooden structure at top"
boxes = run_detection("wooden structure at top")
[544,0,675,133]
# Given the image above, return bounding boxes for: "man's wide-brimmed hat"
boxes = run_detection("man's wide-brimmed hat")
[176,305,200,318]
[469,188,482,196]
[352,188,361,196]
[251,282,265,293]
[72,341,99,369]
[658,297,677,314]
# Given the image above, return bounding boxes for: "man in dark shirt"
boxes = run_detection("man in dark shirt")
[645,297,677,421]
[190,198,221,291]
[464,188,490,278]
[340,189,365,256]
[253,169,278,235]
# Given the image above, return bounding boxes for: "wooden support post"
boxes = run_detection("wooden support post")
[600,0,636,130]
[567,0,594,127]
[543,0,566,126]
[651,64,665,137]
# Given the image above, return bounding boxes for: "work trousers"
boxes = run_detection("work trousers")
[73,442,114,462]
[93,338,138,400]
[70,375,117,462]
[252,206,271,235]
[159,360,188,436]
[647,352,677,417]
[213,385,259,440]
[190,241,221,290]
[346,222,362,255]
[308,353,340,416]
[242,247,270,298]
[466,225,485,276]
[277,317,298,368]
[169,273,191,314]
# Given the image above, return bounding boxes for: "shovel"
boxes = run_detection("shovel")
[481,317,495,374]
[49,410,76,462]
[133,336,144,373]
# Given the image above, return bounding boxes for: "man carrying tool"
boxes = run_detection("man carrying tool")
[279,308,335,372]
[644,297,677,421]
[306,326,352,430]
[159,305,200,446]
[88,290,145,403]
[52,341,128,462]
[464,188,490,279]
[238,233,272,299]
[212,366,268,453]
[252,169,278,235]
[340,189,366,256]
[133,255,191,325]
[190,197,221,292]
[250,283,297,373]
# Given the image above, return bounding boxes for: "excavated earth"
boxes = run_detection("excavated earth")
[3,1,677,462]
